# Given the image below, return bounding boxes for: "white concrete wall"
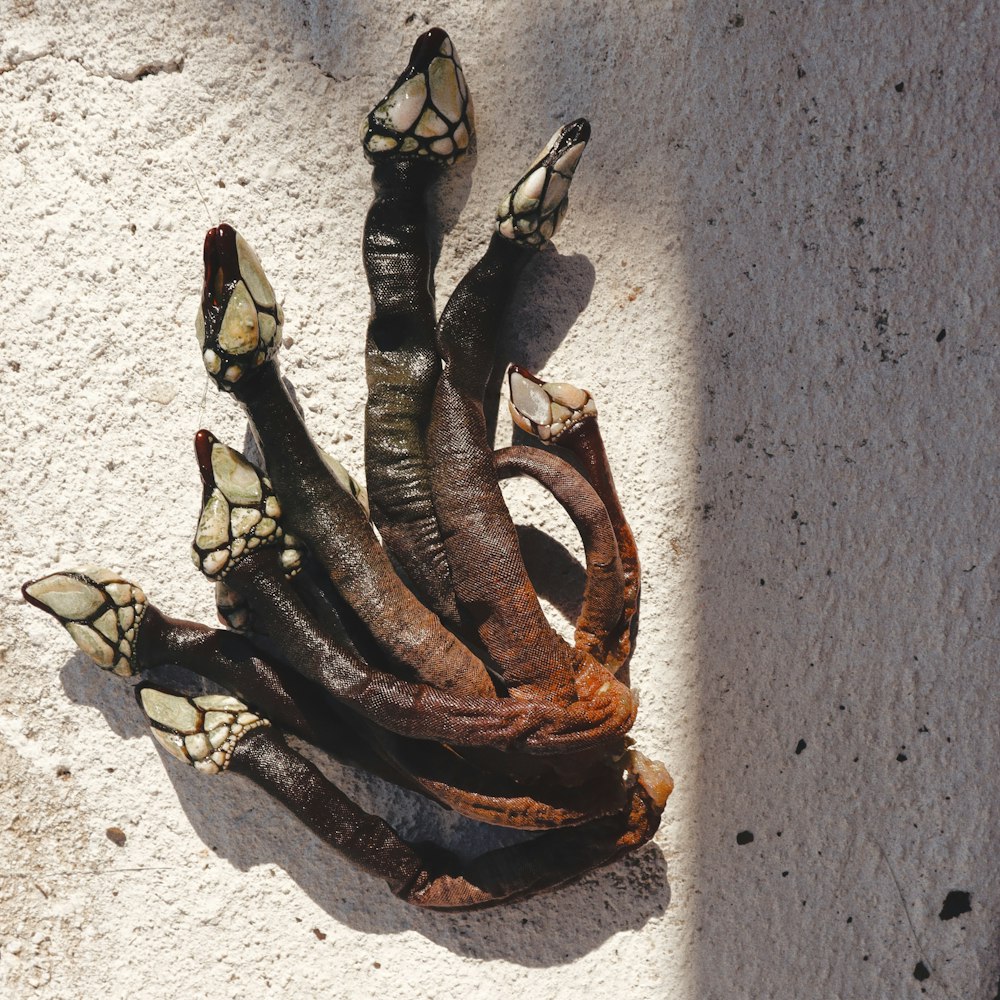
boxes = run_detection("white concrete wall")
[1,2,996,997]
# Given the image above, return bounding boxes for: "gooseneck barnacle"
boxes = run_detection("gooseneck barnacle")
[23,27,670,910]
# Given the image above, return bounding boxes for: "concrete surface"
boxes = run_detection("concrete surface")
[1,1,996,997]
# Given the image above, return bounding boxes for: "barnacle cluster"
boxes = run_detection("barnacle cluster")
[24,28,670,910]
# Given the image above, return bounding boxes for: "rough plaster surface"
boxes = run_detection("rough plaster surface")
[0,2,996,997]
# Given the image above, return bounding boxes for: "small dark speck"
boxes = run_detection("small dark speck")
[312,927,326,940]
[846,916,853,923]
[795,739,807,755]
[759,578,765,586]
[56,765,71,779]
[913,961,930,982]
[897,753,908,762]
[106,826,127,847]
[373,962,381,969]
[405,12,416,23]
[129,223,136,234]
[895,81,905,93]
[936,328,946,342]
[939,890,971,920]
[736,830,754,845]
[781,870,789,877]
[796,65,806,78]
[9,360,20,372]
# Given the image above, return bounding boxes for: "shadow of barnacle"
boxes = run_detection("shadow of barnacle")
[195,761,668,961]
[60,642,668,960]
[59,653,149,742]
[515,524,587,627]
[486,249,596,445]
[400,846,669,964]
[428,131,478,256]
[133,725,669,960]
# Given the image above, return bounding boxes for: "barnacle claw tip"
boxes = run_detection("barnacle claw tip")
[136,684,269,774]
[507,365,597,442]
[496,119,590,247]
[23,569,147,677]
[199,225,282,391]
[194,428,217,487]
[191,436,304,581]
[362,26,473,165]
[409,27,451,73]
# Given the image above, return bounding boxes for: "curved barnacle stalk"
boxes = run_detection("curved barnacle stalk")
[198,225,283,391]
[23,570,147,677]
[361,26,472,164]
[508,366,640,676]
[494,446,625,664]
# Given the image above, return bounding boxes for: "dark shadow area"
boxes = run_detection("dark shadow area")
[515,524,585,626]
[671,4,1000,997]
[61,646,668,962]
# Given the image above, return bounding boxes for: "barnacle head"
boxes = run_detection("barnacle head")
[361,27,473,165]
[137,685,269,775]
[198,224,283,392]
[496,118,589,247]
[22,569,147,677]
[507,364,597,443]
[191,430,305,581]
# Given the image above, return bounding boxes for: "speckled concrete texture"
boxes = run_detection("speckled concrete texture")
[1,2,996,997]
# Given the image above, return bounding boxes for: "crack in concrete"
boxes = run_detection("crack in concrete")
[0,47,185,81]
